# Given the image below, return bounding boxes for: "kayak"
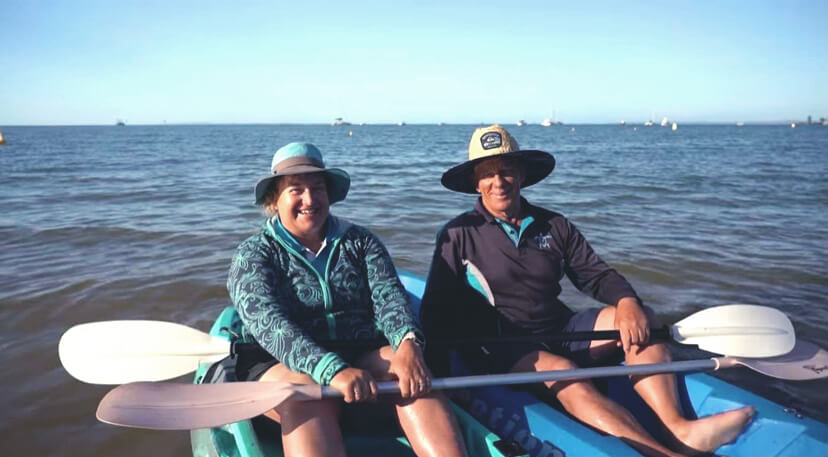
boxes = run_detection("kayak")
[190,306,525,457]
[397,269,828,457]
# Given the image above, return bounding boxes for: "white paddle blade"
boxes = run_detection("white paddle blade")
[58,321,231,384]
[729,340,828,381]
[670,304,795,357]
[97,381,323,430]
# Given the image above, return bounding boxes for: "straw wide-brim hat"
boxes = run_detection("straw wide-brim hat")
[441,124,555,194]
[254,142,350,205]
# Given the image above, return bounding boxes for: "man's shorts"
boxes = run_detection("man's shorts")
[458,307,622,374]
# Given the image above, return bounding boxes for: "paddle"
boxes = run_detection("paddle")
[58,320,232,385]
[96,339,828,430]
[59,304,795,384]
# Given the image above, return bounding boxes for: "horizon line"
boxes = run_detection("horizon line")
[2,120,827,128]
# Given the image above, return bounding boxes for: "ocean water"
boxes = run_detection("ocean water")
[1,123,826,456]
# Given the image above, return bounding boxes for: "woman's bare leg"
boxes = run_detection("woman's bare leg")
[258,363,346,457]
[591,306,755,455]
[356,346,468,457]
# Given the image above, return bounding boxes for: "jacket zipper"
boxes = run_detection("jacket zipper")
[271,230,342,341]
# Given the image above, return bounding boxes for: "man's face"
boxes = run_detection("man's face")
[474,158,524,217]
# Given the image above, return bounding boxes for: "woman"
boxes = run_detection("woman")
[227,142,467,457]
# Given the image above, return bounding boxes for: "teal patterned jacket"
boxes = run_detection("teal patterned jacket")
[227,215,422,385]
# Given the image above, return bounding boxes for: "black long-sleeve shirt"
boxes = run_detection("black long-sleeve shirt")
[420,197,638,374]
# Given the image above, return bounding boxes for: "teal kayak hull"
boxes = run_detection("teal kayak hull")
[190,306,524,457]
[398,269,828,457]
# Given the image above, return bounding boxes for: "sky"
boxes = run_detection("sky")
[1,1,826,125]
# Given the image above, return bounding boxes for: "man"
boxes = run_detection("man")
[420,125,754,457]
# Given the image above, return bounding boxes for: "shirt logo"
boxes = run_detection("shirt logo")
[534,233,552,249]
[480,132,502,150]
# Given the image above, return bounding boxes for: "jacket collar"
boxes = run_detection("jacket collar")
[474,196,534,224]
[265,214,352,249]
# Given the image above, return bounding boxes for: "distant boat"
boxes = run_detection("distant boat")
[660,117,670,127]
[0,130,5,145]
[540,118,553,127]
[437,122,445,126]
[516,120,526,126]
[736,122,745,127]
[672,122,678,131]
[791,123,796,128]
[397,121,406,126]
[116,119,126,126]
[645,110,655,126]
[620,120,626,126]
[331,118,351,126]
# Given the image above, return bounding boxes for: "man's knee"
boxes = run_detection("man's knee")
[515,350,578,372]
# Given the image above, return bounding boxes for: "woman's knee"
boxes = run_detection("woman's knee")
[259,363,315,384]
[354,345,394,378]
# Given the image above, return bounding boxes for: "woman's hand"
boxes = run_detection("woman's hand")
[389,340,432,399]
[614,297,650,353]
[329,367,378,403]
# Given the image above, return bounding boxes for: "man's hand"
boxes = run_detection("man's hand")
[388,339,432,399]
[614,297,649,353]
[330,367,378,403]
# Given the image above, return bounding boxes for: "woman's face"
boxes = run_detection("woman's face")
[276,173,330,240]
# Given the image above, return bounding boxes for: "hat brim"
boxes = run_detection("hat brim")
[441,150,555,194]
[254,167,350,205]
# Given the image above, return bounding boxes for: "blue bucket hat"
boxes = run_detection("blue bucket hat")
[254,142,350,205]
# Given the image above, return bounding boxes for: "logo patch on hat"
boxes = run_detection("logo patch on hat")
[480,132,502,150]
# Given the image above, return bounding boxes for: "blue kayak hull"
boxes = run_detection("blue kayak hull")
[398,269,828,457]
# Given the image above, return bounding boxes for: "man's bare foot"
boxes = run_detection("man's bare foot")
[669,406,755,455]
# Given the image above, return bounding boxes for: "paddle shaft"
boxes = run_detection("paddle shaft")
[62,302,794,385]
[232,327,672,355]
[322,357,721,397]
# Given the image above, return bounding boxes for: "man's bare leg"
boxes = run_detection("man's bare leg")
[513,351,687,457]
[591,306,755,455]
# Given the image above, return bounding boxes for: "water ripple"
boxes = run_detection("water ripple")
[1,124,826,457]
